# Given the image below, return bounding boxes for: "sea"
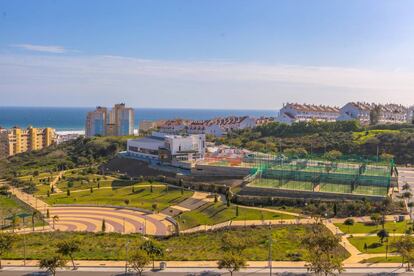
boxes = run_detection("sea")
[0,107,277,134]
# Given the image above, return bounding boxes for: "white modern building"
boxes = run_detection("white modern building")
[126,132,206,167]
[277,103,340,124]
[338,102,408,125]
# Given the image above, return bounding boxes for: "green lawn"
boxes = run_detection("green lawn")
[348,236,398,254]
[335,221,411,234]
[176,202,296,230]
[3,225,349,261]
[0,195,45,229]
[362,256,403,263]
[249,179,313,191]
[41,182,192,211]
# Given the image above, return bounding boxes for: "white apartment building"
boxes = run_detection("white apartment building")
[126,132,205,167]
[277,103,340,124]
[338,102,408,125]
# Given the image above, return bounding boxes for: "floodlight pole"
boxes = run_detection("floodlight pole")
[268,223,272,276]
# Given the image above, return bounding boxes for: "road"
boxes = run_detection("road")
[2,267,414,275]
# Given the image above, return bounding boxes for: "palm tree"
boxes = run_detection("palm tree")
[39,255,66,276]
[52,215,59,229]
[140,240,164,269]
[56,240,80,270]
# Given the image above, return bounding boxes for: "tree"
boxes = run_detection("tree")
[324,150,343,161]
[39,255,66,276]
[370,213,383,227]
[101,219,106,232]
[128,249,150,276]
[0,233,15,269]
[377,229,389,244]
[56,240,80,270]
[343,218,354,233]
[152,203,158,212]
[140,240,164,269]
[301,227,344,276]
[392,236,414,271]
[31,210,39,232]
[52,215,59,229]
[217,253,246,276]
[370,105,381,125]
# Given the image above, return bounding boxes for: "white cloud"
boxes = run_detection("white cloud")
[11,44,67,54]
[0,54,413,108]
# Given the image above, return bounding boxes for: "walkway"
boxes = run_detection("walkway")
[4,183,174,236]
[161,191,215,216]
[50,171,63,193]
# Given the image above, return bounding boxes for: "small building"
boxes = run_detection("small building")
[126,132,206,168]
[338,102,408,125]
[277,103,340,124]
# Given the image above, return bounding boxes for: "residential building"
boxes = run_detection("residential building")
[255,117,275,126]
[187,121,224,136]
[85,103,134,137]
[0,126,56,157]
[338,102,408,125]
[139,120,158,132]
[109,103,134,136]
[277,103,340,124]
[85,106,107,137]
[158,119,189,134]
[126,132,205,167]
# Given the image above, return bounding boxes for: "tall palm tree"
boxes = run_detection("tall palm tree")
[52,215,59,230]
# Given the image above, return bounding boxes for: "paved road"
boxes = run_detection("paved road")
[3,268,414,276]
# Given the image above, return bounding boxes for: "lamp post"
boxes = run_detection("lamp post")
[125,240,130,275]
[268,222,272,276]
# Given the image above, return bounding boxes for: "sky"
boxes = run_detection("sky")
[1,0,414,109]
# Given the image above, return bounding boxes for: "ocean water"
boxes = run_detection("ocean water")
[0,107,276,132]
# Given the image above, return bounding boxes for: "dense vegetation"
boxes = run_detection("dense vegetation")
[3,225,349,261]
[214,121,414,164]
[2,136,130,178]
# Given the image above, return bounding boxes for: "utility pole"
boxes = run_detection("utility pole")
[268,224,272,276]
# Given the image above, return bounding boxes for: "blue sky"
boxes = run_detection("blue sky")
[1,0,414,108]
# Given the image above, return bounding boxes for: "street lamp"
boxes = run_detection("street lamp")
[125,240,130,275]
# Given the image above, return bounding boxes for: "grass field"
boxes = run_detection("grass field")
[319,183,352,193]
[42,182,193,211]
[362,256,402,263]
[353,185,388,196]
[3,225,349,261]
[176,202,296,230]
[335,221,410,234]
[249,179,313,191]
[0,195,45,229]
[348,236,397,254]
[248,178,387,196]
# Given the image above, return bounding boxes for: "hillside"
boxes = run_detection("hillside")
[214,121,414,164]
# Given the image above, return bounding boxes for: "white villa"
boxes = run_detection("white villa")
[338,102,408,125]
[277,103,340,124]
